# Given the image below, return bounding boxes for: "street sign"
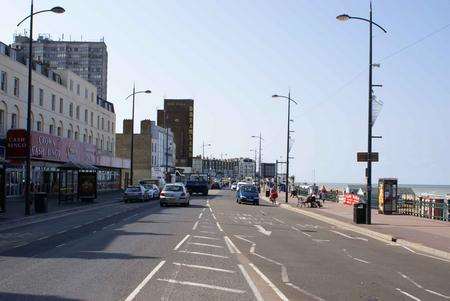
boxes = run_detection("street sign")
[357,152,379,162]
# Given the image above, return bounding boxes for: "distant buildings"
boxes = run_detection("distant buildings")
[12,34,108,99]
[157,99,194,168]
[191,156,256,180]
[115,120,175,185]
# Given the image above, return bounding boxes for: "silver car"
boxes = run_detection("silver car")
[123,186,146,203]
[160,183,190,207]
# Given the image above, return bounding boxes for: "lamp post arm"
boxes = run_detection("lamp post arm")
[125,90,150,100]
[17,9,55,27]
[348,16,387,33]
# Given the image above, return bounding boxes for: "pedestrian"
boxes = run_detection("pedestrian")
[269,186,278,205]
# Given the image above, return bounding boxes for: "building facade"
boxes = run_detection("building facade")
[238,158,256,180]
[157,99,193,168]
[115,120,176,186]
[190,156,256,180]
[12,34,108,99]
[0,42,126,196]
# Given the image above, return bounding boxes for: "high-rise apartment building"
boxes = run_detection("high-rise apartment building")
[157,99,194,167]
[12,34,108,99]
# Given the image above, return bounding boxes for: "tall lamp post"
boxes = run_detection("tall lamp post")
[125,85,151,186]
[250,148,257,178]
[251,134,263,180]
[17,1,65,216]
[272,92,298,203]
[337,3,387,224]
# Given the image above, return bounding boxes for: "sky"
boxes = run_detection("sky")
[1,0,449,185]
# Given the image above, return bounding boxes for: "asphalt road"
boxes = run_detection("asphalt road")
[0,190,448,301]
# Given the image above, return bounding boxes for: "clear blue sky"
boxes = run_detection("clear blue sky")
[1,0,449,185]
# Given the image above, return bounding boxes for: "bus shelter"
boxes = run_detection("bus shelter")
[58,161,98,204]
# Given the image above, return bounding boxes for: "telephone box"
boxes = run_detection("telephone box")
[378,178,398,214]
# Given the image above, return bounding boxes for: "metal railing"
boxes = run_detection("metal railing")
[397,198,449,222]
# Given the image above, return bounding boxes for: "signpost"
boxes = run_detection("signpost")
[357,152,379,163]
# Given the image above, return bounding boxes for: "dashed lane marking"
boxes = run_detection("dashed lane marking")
[248,263,289,301]
[192,221,199,230]
[56,243,65,248]
[273,217,285,224]
[238,264,264,301]
[224,236,241,254]
[395,288,422,301]
[286,283,325,301]
[173,234,190,251]
[252,252,283,266]
[198,212,203,219]
[194,235,220,241]
[212,213,217,220]
[188,242,223,248]
[178,250,229,259]
[173,262,235,273]
[124,260,166,301]
[37,235,49,241]
[216,222,224,232]
[157,278,246,294]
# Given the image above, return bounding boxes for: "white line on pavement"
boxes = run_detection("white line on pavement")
[37,235,49,241]
[124,260,166,301]
[56,243,65,248]
[238,264,264,301]
[252,252,282,266]
[330,230,353,239]
[255,225,271,236]
[199,230,217,234]
[157,278,245,294]
[198,212,203,219]
[202,208,206,212]
[352,257,370,264]
[57,230,67,235]
[216,222,224,232]
[425,289,450,299]
[212,213,217,220]
[234,235,255,244]
[273,217,285,224]
[398,272,450,299]
[173,234,190,251]
[224,236,241,254]
[194,235,220,241]
[209,207,212,212]
[250,244,256,253]
[281,266,289,283]
[188,242,223,248]
[192,221,199,230]
[398,272,423,288]
[396,288,422,301]
[286,283,325,301]
[173,262,235,273]
[249,263,289,301]
[178,250,229,258]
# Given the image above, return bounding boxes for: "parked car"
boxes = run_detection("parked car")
[140,183,159,199]
[230,182,237,190]
[236,184,259,205]
[160,183,190,207]
[123,186,146,203]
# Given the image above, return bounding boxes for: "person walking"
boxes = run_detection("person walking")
[269,186,278,205]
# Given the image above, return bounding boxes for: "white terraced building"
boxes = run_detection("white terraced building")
[0,41,127,197]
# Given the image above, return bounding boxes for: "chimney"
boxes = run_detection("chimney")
[140,120,152,134]
[123,119,132,134]
[157,110,165,127]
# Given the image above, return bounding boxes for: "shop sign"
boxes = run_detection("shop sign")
[6,129,27,160]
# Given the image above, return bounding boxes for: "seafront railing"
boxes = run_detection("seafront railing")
[397,197,449,222]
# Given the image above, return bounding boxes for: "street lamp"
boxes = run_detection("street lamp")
[125,85,151,186]
[249,148,257,178]
[272,92,298,204]
[17,1,65,216]
[337,3,387,225]
[251,134,263,180]
[201,142,211,159]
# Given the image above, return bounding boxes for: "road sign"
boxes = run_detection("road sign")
[357,152,379,162]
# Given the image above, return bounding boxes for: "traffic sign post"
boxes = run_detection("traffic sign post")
[357,152,379,163]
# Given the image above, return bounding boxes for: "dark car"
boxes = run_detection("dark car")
[185,174,209,196]
[236,185,259,205]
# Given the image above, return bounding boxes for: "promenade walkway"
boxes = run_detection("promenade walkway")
[272,192,450,255]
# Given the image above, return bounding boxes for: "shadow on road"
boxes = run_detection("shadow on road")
[0,292,81,301]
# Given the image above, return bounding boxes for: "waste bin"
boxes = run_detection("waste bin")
[34,192,48,213]
[265,190,270,197]
[353,203,366,224]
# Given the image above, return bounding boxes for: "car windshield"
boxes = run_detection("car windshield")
[164,185,183,192]
[241,185,257,193]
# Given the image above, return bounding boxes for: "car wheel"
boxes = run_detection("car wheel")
[160,202,165,207]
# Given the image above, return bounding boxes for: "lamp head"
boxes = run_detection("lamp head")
[51,6,65,14]
[144,90,151,94]
[272,94,279,98]
[336,14,350,21]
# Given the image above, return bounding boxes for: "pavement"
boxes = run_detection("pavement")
[0,189,448,301]
[274,191,450,255]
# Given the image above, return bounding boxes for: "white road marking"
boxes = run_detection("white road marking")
[281,266,289,283]
[396,288,422,301]
[255,225,271,236]
[209,207,212,212]
[216,222,224,232]
[250,244,256,253]
[224,236,241,254]
[312,239,330,242]
[178,250,229,258]
[202,208,206,212]
[249,263,289,301]
[173,262,235,273]
[124,260,166,301]
[234,235,255,244]
[72,225,82,229]
[398,272,423,288]
[57,230,67,235]
[252,252,282,266]
[200,230,217,234]
[330,230,354,239]
[286,283,325,301]
[399,245,450,263]
[198,212,203,219]
[56,243,65,248]
[238,264,264,301]
[398,272,450,299]
[188,242,223,248]
[352,257,370,264]
[212,213,217,220]
[37,235,49,241]
[425,289,450,299]
[194,235,220,241]
[157,278,245,294]
[173,234,190,251]
[192,221,199,230]
[273,217,285,224]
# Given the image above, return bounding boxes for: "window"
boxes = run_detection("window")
[76,106,80,119]
[91,92,94,102]
[75,131,79,140]
[90,112,93,126]
[49,124,54,134]
[101,117,104,130]
[36,120,42,132]
[107,120,110,132]
[57,126,62,136]
[30,85,34,102]
[97,116,100,128]
[112,122,115,133]
[83,134,87,143]
[51,94,56,111]
[0,71,7,92]
[0,110,4,133]
[67,129,72,139]
[39,88,44,106]
[69,79,73,91]
[69,103,73,117]
[11,113,17,129]
[76,84,80,95]
[85,109,88,123]
[13,77,19,96]
[59,98,63,113]
[85,88,88,99]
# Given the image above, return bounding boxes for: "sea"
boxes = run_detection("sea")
[298,182,450,197]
